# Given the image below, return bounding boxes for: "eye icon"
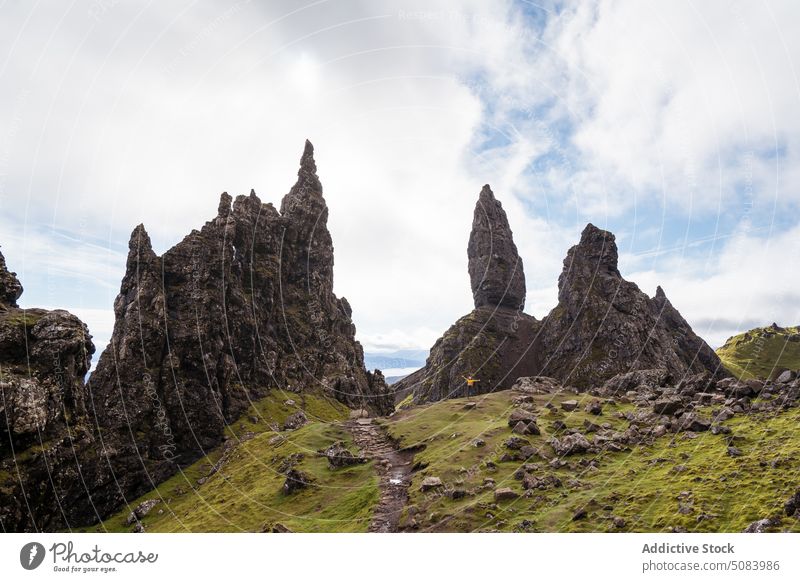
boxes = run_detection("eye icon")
[20,542,46,570]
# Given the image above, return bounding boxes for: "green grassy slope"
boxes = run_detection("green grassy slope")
[382,390,800,533]
[85,385,800,533]
[717,325,800,380]
[83,390,379,533]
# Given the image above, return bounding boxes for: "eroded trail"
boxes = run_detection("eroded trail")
[345,418,415,532]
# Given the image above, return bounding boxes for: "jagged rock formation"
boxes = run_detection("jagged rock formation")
[0,247,97,531]
[395,186,541,404]
[400,213,725,404]
[81,140,393,522]
[717,323,800,380]
[539,224,725,388]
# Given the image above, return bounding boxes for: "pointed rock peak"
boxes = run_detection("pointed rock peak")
[0,245,23,308]
[655,285,667,300]
[571,223,620,276]
[468,185,526,310]
[281,140,324,216]
[249,188,258,198]
[300,139,317,175]
[479,184,496,201]
[218,192,232,216]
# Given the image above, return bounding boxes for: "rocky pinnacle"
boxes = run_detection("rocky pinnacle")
[0,247,23,309]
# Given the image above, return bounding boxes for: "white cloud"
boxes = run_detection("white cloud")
[1,0,799,358]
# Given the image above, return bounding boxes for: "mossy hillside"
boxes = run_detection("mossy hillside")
[383,391,800,532]
[717,325,800,380]
[82,390,376,533]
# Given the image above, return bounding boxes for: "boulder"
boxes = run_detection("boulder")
[282,469,314,494]
[319,441,366,468]
[550,433,591,456]
[283,411,308,431]
[494,487,520,502]
[777,370,796,384]
[653,397,683,416]
[585,399,603,415]
[124,499,161,526]
[420,476,443,492]
[561,400,578,412]
[785,490,800,517]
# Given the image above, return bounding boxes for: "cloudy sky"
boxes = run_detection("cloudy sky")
[2,0,799,366]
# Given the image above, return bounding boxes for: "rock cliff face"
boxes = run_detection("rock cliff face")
[539,224,724,388]
[0,247,97,531]
[82,140,393,519]
[395,186,541,404]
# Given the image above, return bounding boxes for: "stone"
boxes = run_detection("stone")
[653,397,683,416]
[743,518,778,533]
[0,248,96,532]
[124,499,161,526]
[550,433,591,456]
[727,446,742,458]
[319,441,366,468]
[420,476,443,492]
[561,400,578,412]
[585,399,603,415]
[494,487,520,502]
[777,370,796,384]
[283,411,308,431]
[522,474,562,491]
[613,516,626,529]
[282,469,314,494]
[49,141,394,531]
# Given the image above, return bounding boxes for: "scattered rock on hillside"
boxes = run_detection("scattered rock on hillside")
[468,185,526,310]
[319,441,366,468]
[785,490,800,517]
[420,476,443,492]
[284,411,308,431]
[494,487,520,502]
[653,397,683,416]
[550,433,591,456]
[743,517,779,533]
[540,225,725,389]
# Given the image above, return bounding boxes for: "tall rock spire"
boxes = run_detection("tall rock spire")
[468,185,526,310]
[541,223,725,388]
[0,246,23,309]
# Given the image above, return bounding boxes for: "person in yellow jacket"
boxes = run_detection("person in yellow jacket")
[463,375,480,395]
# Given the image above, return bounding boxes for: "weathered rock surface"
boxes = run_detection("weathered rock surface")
[538,224,725,388]
[400,217,724,404]
[468,185,526,310]
[0,248,97,532]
